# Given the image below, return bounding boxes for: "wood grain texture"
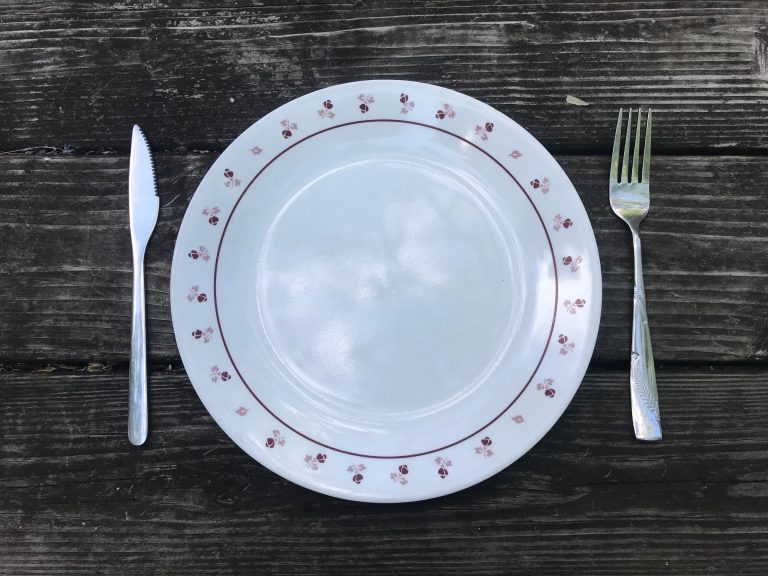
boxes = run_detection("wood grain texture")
[1,153,766,364]
[2,364,768,575]
[2,1,768,153]
[3,3,768,572]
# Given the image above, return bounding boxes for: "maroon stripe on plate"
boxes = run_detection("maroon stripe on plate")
[213,119,558,459]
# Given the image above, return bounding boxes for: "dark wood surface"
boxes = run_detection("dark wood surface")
[3,365,768,575]
[2,2,768,575]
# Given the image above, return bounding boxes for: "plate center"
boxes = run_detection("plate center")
[257,157,519,420]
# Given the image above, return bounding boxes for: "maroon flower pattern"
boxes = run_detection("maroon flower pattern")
[530,177,551,193]
[474,436,494,458]
[305,453,327,470]
[390,464,409,485]
[558,334,576,355]
[250,145,263,155]
[209,365,231,382]
[348,463,366,484]
[191,327,214,343]
[435,455,452,478]
[563,298,587,314]
[224,168,241,188]
[474,122,494,141]
[235,406,249,416]
[562,255,584,272]
[399,93,415,114]
[509,150,522,159]
[358,94,374,113]
[202,206,221,225]
[187,246,210,261]
[280,119,298,139]
[536,377,556,398]
[318,99,335,119]
[265,429,286,448]
[435,103,455,120]
[553,214,573,231]
[512,414,525,424]
[187,285,208,303]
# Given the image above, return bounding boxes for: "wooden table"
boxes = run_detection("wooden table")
[3,2,768,574]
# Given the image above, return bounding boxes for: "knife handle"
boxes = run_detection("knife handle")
[129,248,149,445]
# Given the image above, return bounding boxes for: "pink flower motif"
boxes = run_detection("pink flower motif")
[509,150,522,159]
[536,377,556,398]
[305,453,327,470]
[202,206,221,225]
[553,214,573,231]
[558,334,576,355]
[265,429,286,448]
[562,255,584,272]
[512,414,525,424]
[390,464,409,485]
[399,93,415,115]
[280,119,298,139]
[434,103,456,120]
[224,168,241,188]
[347,463,367,484]
[474,122,494,141]
[358,94,374,113]
[250,146,263,155]
[187,246,210,261]
[191,326,214,343]
[434,456,452,478]
[474,436,494,458]
[563,298,586,314]
[235,406,249,416]
[318,99,336,119]
[209,365,231,382]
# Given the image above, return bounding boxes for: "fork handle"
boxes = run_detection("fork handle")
[128,247,149,445]
[630,230,662,441]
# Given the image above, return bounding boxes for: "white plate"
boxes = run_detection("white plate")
[171,80,601,502]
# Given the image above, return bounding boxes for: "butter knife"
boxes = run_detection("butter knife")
[128,125,159,445]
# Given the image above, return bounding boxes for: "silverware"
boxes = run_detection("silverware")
[609,109,662,441]
[128,125,159,446]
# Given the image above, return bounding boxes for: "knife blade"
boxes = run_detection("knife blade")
[128,125,159,446]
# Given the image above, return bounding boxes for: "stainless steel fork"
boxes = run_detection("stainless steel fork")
[609,108,661,441]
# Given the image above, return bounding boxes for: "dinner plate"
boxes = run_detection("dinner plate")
[170,80,601,502]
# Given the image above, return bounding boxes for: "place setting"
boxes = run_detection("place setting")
[130,79,653,503]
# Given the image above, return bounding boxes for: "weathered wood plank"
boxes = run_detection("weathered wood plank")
[1,153,766,363]
[1,1,768,152]
[2,365,767,575]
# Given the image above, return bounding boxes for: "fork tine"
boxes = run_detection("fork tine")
[610,108,622,183]
[632,109,643,183]
[642,109,652,183]
[621,108,632,183]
